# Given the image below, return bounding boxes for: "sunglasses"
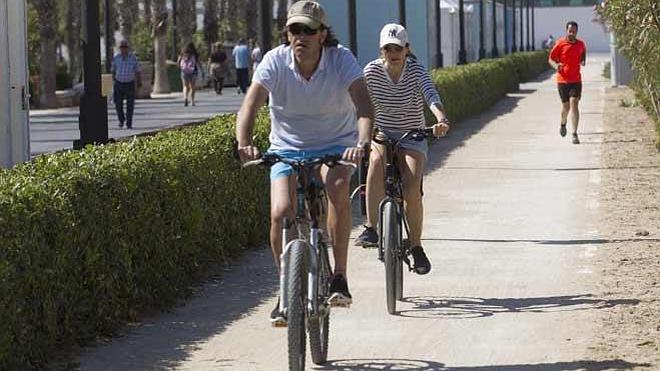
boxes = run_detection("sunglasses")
[288,24,320,36]
[120,45,129,48]
[383,44,404,53]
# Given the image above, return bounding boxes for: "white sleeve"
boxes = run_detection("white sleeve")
[251,50,276,92]
[337,47,363,89]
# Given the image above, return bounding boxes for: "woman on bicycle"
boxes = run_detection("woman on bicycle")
[355,23,449,275]
[236,1,374,324]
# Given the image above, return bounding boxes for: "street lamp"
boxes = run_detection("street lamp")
[435,0,443,67]
[258,0,272,52]
[399,0,406,27]
[519,0,523,52]
[458,0,467,64]
[348,0,357,56]
[512,0,516,52]
[531,0,535,50]
[75,0,109,149]
[491,0,498,57]
[526,0,530,51]
[479,0,485,60]
[172,0,178,60]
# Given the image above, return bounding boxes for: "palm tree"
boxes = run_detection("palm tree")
[203,0,219,50]
[177,0,197,47]
[276,0,287,31]
[117,0,139,41]
[151,0,171,93]
[31,0,58,108]
[245,0,258,41]
[65,0,81,85]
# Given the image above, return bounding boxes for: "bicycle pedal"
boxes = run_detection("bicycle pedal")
[271,319,288,328]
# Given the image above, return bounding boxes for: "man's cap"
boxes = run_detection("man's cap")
[379,23,408,48]
[286,1,327,29]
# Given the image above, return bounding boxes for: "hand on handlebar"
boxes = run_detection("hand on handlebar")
[433,119,450,138]
[342,146,367,164]
[237,144,261,163]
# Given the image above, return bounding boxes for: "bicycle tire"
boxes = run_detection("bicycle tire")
[308,241,332,364]
[287,241,308,371]
[382,200,402,314]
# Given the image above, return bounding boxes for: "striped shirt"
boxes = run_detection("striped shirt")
[111,53,140,83]
[364,57,441,131]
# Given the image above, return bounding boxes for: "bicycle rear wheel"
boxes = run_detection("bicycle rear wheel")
[382,200,402,314]
[309,241,331,364]
[287,241,308,371]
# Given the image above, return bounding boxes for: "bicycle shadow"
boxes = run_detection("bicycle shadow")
[395,294,639,319]
[314,358,651,370]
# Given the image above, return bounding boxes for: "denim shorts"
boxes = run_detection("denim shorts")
[375,127,428,159]
[267,145,349,180]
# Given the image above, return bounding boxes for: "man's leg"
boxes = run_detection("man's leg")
[269,175,296,270]
[558,84,569,137]
[126,83,135,128]
[113,83,125,127]
[570,96,581,144]
[321,165,353,276]
[355,143,385,247]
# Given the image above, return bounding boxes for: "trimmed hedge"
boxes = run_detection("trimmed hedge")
[430,51,549,123]
[0,50,548,369]
[0,113,271,369]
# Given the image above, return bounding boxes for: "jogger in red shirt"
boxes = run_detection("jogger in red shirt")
[549,21,587,144]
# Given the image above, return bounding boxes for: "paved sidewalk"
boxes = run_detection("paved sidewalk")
[28,89,244,157]
[75,54,652,370]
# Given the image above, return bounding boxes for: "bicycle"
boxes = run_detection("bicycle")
[372,127,435,315]
[243,153,354,370]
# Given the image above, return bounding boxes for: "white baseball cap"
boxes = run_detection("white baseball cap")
[379,23,409,48]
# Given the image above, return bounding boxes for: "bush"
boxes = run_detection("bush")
[429,50,549,123]
[602,62,611,80]
[597,0,660,141]
[0,113,271,370]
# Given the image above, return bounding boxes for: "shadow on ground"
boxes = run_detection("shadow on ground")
[395,294,639,319]
[315,358,651,370]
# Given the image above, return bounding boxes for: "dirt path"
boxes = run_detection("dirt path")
[70,55,658,371]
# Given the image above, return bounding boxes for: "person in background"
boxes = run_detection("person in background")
[233,38,250,94]
[208,41,228,95]
[549,21,587,144]
[251,41,263,78]
[111,39,142,129]
[178,42,201,106]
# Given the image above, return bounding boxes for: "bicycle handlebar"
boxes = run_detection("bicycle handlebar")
[242,153,357,169]
[372,127,435,147]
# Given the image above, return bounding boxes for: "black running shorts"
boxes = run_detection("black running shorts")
[557,82,582,103]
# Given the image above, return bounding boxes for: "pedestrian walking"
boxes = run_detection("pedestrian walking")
[208,41,228,95]
[549,21,587,144]
[232,38,250,94]
[111,39,142,129]
[178,42,201,106]
[251,41,263,77]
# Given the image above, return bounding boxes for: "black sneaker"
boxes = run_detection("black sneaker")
[270,298,287,327]
[560,124,567,137]
[328,275,352,307]
[355,226,378,248]
[572,133,580,144]
[118,121,124,128]
[408,246,431,275]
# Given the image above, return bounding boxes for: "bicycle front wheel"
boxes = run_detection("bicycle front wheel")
[382,200,402,314]
[287,241,308,371]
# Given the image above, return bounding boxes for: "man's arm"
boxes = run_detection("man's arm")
[548,43,561,70]
[348,77,375,147]
[236,82,269,161]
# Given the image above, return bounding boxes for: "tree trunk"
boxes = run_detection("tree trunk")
[151,0,170,94]
[203,0,219,50]
[33,0,58,108]
[177,0,197,47]
[117,0,139,41]
[66,0,82,84]
[246,0,258,41]
[277,0,288,32]
[143,0,152,25]
[218,0,227,41]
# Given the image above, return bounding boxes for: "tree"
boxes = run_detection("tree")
[117,0,139,42]
[276,0,287,31]
[30,0,58,108]
[203,0,219,50]
[151,0,171,94]
[246,0,258,41]
[143,0,152,25]
[177,0,197,47]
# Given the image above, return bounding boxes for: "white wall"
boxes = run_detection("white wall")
[534,6,610,52]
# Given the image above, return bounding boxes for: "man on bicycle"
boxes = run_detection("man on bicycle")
[355,24,449,275]
[236,1,374,324]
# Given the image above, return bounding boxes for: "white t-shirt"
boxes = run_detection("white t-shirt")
[252,44,363,151]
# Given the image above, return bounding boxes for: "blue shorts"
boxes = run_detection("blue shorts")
[267,145,349,181]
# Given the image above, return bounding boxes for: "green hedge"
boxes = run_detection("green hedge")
[430,51,549,123]
[0,114,271,370]
[0,50,549,370]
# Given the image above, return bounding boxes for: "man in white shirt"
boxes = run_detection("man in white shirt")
[236,1,374,325]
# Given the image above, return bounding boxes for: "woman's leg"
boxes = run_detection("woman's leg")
[398,149,426,247]
[182,77,189,105]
